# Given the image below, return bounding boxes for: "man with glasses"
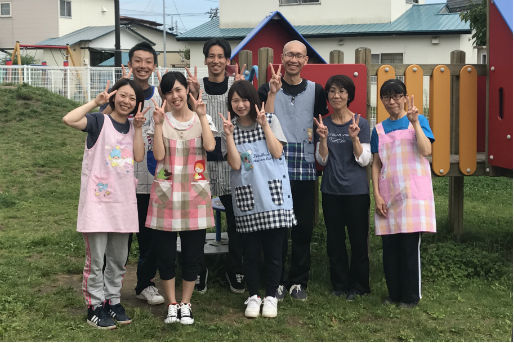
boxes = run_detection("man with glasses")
[258,40,328,301]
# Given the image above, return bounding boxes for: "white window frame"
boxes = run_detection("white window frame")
[0,2,11,17]
[60,0,72,18]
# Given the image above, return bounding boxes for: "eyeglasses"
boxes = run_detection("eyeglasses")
[380,94,404,102]
[283,52,306,60]
[328,88,348,96]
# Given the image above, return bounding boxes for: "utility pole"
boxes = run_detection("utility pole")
[162,0,167,67]
[114,0,121,67]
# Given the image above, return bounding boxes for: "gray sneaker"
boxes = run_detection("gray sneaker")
[275,284,286,301]
[289,284,307,301]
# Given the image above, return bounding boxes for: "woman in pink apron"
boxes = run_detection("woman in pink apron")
[371,79,436,308]
[145,71,216,325]
[63,79,146,329]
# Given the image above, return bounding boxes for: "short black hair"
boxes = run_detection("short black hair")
[227,80,260,121]
[203,38,231,59]
[159,71,188,94]
[380,78,407,98]
[324,74,355,106]
[129,42,157,64]
[108,78,144,115]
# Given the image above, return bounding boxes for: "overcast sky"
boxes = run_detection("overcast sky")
[120,0,447,35]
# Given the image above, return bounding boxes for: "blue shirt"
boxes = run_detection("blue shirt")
[371,115,434,153]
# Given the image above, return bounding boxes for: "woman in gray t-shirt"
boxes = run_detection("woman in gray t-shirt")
[314,75,371,300]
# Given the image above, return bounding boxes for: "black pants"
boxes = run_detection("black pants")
[322,193,370,294]
[242,228,286,297]
[281,180,316,289]
[134,194,158,294]
[381,232,422,304]
[146,229,206,282]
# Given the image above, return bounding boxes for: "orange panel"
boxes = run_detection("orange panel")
[459,65,477,175]
[376,65,395,123]
[405,65,423,112]
[429,65,451,176]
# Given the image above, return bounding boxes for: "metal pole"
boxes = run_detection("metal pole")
[114,0,121,67]
[163,0,167,68]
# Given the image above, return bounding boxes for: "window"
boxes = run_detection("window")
[406,0,419,3]
[0,2,11,17]
[371,53,404,64]
[60,0,71,17]
[279,0,320,5]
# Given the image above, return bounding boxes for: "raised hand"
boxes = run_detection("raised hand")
[348,113,361,139]
[151,98,166,126]
[133,102,150,128]
[121,64,132,79]
[268,63,282,94]
[313,114,328,140]
[156,68,169,99]
[219,111,234,136]
[185,66,200,98]
[234,63,247,81]
[406,94,419,123]
[95,80,117,106]
[255,102,268,128]
[189,88,206,117]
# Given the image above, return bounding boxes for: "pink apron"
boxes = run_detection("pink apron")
[146,113,214,232]
[77,114,138,233]
[374,122,436,235]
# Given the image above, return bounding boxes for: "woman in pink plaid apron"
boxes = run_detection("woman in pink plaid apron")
[145,72,216,325]
[371,79,436,308]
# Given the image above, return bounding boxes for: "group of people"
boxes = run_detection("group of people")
[62,37,436,330]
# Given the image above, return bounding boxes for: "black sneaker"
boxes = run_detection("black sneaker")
[289,284,307,301]
[194,268,208,294]
[87,306,116,330]
[225,272,245,294]
[105,302,132,325]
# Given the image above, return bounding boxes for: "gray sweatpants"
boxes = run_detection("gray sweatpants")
[82,232,129,308]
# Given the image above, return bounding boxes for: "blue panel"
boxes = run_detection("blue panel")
[494,0,513,32]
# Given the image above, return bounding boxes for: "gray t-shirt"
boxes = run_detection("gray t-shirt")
[321,115,370,195]
[221,114,287,157]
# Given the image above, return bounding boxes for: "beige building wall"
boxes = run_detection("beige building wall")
[218,0,413,28]
[58,0,114,36]
[0,0,58,48]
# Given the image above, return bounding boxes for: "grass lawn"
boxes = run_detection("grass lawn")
[0,84,512,341]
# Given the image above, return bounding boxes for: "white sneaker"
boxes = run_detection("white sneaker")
[244,295,262,318]
[136,285,165,305]
[262,296,278,318]
[164,303,180,324]
[179,303,194,325]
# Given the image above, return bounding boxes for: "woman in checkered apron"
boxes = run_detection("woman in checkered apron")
[220,80,296,319]
[371,79,436,308]
[145,72,217,325]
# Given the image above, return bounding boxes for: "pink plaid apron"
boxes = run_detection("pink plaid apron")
[374,122,436,235]
[146,113,214,231]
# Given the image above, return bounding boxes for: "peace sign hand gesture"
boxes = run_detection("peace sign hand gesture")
[348,113,361,139]
[219,111,234,136]
[151,98,166,126]
[234,63,247,81]
[406,94,419,124]
[156,68,169,99]
[268,63,282,94]
[189,89,206,117]
[95,80,117,106]
[313,114,328,140]
[133,103,150,129]
[255,102,269,128]
[121,64,132,79]
[185,66,200,98]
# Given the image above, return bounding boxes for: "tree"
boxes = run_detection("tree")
[0,54,38,65]
[460,0,487,47]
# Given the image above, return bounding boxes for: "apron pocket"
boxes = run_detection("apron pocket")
[192,181,211,206]
[152,179,173,205]
[409,175,434,200]
[90,175,115,202]
[268,179,284,206]
[235,185,255,212]
[303,141,315,163]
